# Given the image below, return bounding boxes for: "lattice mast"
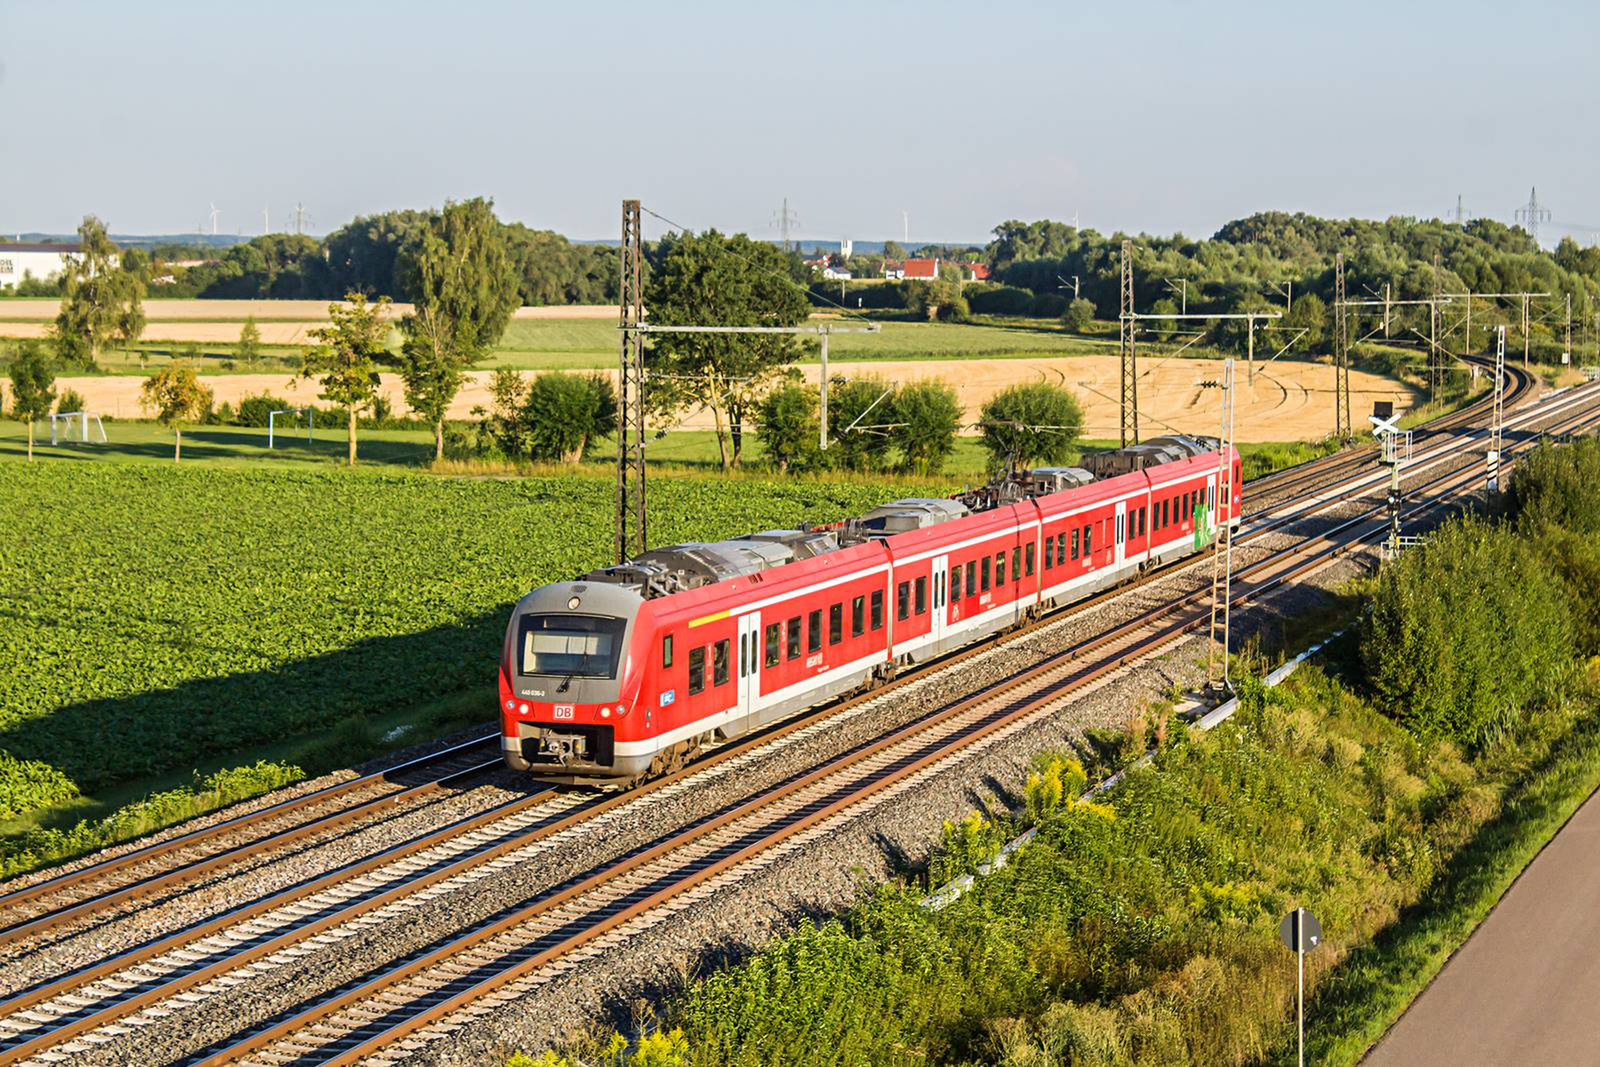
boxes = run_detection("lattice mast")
[1119,239,1138,446]
[1333,253,1352,439]
[616,199,648,564]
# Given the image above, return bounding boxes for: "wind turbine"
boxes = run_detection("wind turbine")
[208,203,221,236]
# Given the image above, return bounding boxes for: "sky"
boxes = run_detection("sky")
[2,0,1597,247]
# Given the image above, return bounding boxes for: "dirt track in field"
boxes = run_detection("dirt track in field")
[52,356,1413,443]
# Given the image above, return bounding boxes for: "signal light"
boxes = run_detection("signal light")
[504,700,515,710]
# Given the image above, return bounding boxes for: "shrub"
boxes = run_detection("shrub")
[755,381,820,473]
[1062,296,1097,331]
[523,372,617,462]
[968,284,1037,316]
[978,381,1084,470]
[55,388,85,414]
[235,391,291,427]
[826,377,897,472]
[0,751,80,819]
[892,380,962,475]
[1358,519,1573,748]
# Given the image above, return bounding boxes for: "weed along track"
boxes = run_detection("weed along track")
[0,368,1591,1065]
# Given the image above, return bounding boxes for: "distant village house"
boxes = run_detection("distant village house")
[0,242,102,289]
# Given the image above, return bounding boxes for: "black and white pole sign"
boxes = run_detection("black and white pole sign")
[1281,907,1323,1067]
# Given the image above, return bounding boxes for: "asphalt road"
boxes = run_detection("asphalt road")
[1363,785,1600,1065]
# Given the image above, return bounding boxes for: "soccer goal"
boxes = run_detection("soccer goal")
[49,411,108,445]
[267,408,314,449]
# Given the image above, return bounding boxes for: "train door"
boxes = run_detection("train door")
[931,553,949,646]
[1114,501,1127,569]
[1204,473,1218,545]
[737,611,761,721]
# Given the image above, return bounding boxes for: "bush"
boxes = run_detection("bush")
[235,391,292,427]
[1508,437,1600,537]
[1358,519,1573,748]
[0,751,80,820]
[827,377,897,472]
[1062,296,1097,331]
[55,388,85,415]
[892,380,962,475]
[978,381,1084,470]
[756,381,820,473]
[969,285,1038,316]
[523,372,617,462]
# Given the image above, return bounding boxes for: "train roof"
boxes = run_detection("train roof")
[578,435,1229,600]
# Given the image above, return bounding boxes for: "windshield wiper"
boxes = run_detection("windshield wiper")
[556,674,575,693]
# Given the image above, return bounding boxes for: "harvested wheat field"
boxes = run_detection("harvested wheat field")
[54,355,1413,443]
[0,300,614,343]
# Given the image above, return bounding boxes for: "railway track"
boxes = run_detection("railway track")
[3,372,1593,1066]
[187,382,1600,1067]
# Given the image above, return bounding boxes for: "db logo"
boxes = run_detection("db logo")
[552,705,575,720]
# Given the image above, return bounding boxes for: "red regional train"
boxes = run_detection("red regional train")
[500,435,1242,783]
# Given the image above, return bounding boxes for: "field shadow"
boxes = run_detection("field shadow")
[0,605,515,795]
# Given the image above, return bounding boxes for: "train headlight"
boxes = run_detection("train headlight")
[518,702,529,714]
[600,707,611,718]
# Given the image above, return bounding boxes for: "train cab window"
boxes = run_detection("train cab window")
[980,556,991,592]
[764,623,780,668]
[915,576,927,614]
[1025,542,1036,576]
[517,614,627,679]
[852,596,866,636]
[688,646,706,695]
[1011,547,1021,581]
[786,616,802,660]
[829,603,843,645]
[1045,536,1055,569]
[897,581,911,621]
[870,590,885,630]
[713,639,730,686]
[950,566,962,601]
[995,551,1006,587]
[965,560,976,595]
[662,634,674,669]
[808,610,822,653]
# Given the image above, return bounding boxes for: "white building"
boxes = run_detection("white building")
[0,243,88,289]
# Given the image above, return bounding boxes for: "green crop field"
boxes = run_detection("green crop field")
[0,464,947,828]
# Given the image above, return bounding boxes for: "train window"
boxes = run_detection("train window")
[1084,525,1093,556]
[980,556,991,592]
[1159,499,1167,528]
[1139,507,1147,536]
[1011,547,1021,580]
[764,623,780,668]
[1045,536,1055,569]
[870,590,884,630]
[518,614,627,679]
[1025,542,1036,576]
[808,610,822,653]
[915,575,927,614]
[1057,532,1067,561]
[965,560,976,595]
[713,639,730,686]
[1223,483,1230,505]
[786,616,802,660]
[688,646,706,695]
[829,603,843,645]
[1070,529,1079,559]
[995,551,1006,587]
[662,634,674,669]
[949,566,961,602]
[852,596,866,636]
[740,633,748,676]
[897,581,910,621]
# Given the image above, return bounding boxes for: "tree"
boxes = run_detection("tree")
[893,380,963,474]
[1280,293,1326,354]
[139,366,212,463]
[755,380,820,473]
[1062,297,1096,332]
[395,198,519,461]
[883,240,906,263]
[522,373,617,462]
[53,216,144,368]
[644,230,812,468]
[8,342,56,461]
[237,316,262,362]
[979,382,1084,470]
[55,389,85,414]
[303,293,391,466]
